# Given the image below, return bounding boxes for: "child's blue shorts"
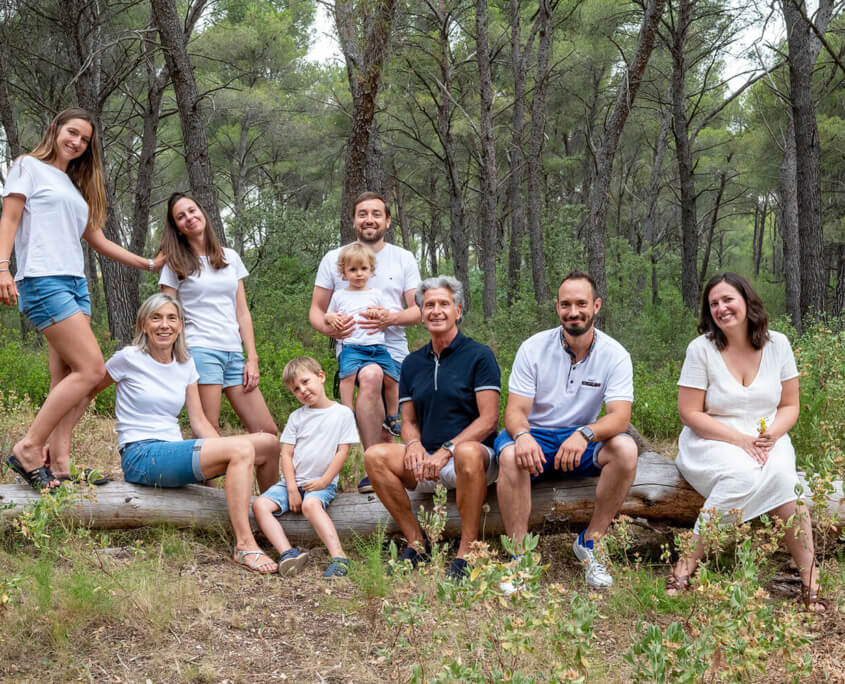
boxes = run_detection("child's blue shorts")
[260,480,338,517]
[338,343,400,381]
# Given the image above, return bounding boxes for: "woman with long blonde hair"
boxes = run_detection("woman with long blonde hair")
[0,108,162,491]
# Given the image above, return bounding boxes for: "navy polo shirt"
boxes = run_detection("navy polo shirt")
[398,330,501,452]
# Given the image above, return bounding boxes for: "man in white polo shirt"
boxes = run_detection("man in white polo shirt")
[495,271,638,588]
[309,192,421,492]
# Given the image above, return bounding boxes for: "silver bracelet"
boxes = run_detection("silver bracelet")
[404,439,421,449]
[0,258,9,265]
[513,430,531,442]
[0,268,9,273]
[147,258,154,271]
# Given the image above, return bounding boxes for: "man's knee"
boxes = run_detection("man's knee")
[364,443,393,474]
[453,442,486,478]
[601,436,638,474]
[497,445,518,475]
[356,364,384,395]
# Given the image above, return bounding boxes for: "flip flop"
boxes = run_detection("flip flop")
[6,454,60,494]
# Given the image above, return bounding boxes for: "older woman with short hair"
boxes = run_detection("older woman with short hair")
[92,293,280,573]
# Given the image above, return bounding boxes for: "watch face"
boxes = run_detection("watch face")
[579,427,594,441]
[442,441,455,452]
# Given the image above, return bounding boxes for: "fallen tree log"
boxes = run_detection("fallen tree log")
[1,451,842,544]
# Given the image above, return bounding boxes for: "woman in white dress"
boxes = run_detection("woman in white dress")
[667,273,826,611]
[92,293,280,573]
[159,193,276,440]
[0,108,162,491]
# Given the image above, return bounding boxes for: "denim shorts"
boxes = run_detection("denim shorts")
[259,480,338,516]
[17,275,91,331]
[494,427,609,479]
[120,438,205,487]
[189,347,245,388]
[338,343,400,381]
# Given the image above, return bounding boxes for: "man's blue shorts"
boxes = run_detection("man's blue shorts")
[494,427,604,479]
[338,343,400,381]
[189,347,245,388]
[259,480,338,517]
[18,275,91,331]
[120,438,205,487]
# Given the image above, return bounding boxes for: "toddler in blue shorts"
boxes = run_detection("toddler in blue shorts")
[252,356,359,578]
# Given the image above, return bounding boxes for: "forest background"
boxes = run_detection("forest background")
[0,0,844,680]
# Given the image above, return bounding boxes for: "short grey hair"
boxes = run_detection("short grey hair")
[414,275,464,310]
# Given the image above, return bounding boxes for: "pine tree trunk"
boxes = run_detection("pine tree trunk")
[779,115,802,330]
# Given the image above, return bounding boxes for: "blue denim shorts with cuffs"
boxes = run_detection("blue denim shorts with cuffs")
[189,347,245,388]
[494,427,611,479]
[338,343,400,381]
[120,438,205,487]
[17,275,91,331]
[260,480,338,516]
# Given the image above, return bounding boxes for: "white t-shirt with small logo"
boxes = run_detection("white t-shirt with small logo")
[159,248,248,352]
[280,402,359,486]
[508,327,633,429]
[315,242,420,362]
[1,156,90,281]
[106,346,199,448]
[327,287,390,347]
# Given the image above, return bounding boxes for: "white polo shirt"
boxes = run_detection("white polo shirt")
[508,327,633,430]
[315,242,420,362]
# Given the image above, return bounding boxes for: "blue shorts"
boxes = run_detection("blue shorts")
[120,438,205,487]
[17,275,91,331]
[189,347,245,388]
[494,427,606,479]
[259,480,338,516]
[338,344,400,381]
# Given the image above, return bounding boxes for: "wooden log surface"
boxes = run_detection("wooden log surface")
[1,451,842,545]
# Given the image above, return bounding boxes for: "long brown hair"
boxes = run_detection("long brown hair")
[698,272,770,350]
[28,108,106,230]
[159,192,227,279]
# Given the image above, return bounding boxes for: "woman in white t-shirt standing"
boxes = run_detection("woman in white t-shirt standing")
[0,108,162,492]
[92,293,280,572]
[159,193,276,438]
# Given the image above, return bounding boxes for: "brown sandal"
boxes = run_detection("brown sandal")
[666,573,691,596]
[800,584,829,613]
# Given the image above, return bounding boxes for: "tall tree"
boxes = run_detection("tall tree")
[150,0,226,244]
[586,0,667,302]
[334,0,398,243]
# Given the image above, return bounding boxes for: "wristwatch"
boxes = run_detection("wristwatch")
[441,440,456,455]
[577,426,595,442]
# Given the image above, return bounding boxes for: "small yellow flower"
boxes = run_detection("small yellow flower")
[758,418,767,433]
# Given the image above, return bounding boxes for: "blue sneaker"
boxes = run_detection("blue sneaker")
[322,557,350,579]
[358,476,374,494]
[447,557,468,581]
[277,547,310,575]
[383,414,402,437]
[399,543,430,569]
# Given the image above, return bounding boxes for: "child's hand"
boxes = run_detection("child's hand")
[301,477,327,492]
[324,312,355,337]
[288,486,302,512]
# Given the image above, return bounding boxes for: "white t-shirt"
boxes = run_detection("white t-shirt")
[327,287,389,347]
[280,402,359,486]
[1,156,90,281]
[315,242,420,362]
[508,327,634,430]
[159,248,248,352]
[106,346,199,448]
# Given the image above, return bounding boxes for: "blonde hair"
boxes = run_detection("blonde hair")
[282,356,323,387]
[131,293,190,363]
[28,108,106,231]
[337,242,376,279]
[160,192,228,279]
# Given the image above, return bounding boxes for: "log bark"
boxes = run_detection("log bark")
[3,452,841,543]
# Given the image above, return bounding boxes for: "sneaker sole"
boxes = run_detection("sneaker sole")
[277,550,310,576]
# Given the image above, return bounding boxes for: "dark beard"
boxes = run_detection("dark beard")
[357,229,385,245]
[563,315,593,336]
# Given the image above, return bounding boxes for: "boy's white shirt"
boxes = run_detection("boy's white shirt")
[279,401,359,486]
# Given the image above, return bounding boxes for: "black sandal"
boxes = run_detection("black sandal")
[6,454,60,494]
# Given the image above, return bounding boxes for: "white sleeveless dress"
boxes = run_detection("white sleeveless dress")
[676,331,801,533]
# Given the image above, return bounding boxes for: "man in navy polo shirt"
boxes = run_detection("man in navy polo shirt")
[496,271,638,589]
[364,275,500,580]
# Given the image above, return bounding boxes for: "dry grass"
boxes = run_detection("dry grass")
[2,409,844,682]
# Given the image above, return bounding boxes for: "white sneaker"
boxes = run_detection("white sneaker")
[572,534,613,588]
[499,579,524,596]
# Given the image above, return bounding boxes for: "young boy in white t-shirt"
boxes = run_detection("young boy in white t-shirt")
[325,243,402,435]
[252,357,359,578]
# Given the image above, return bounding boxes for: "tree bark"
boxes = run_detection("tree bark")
[506,0,526,306]
[476,0,498,318]
[779,114,802,330]
[698,162,728,285]
[586,0,667,302]
[334,0,397,243]
[782,0,834,321]
[525,0,554,304]
[3,452,842,540]
[150,0,227,245]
